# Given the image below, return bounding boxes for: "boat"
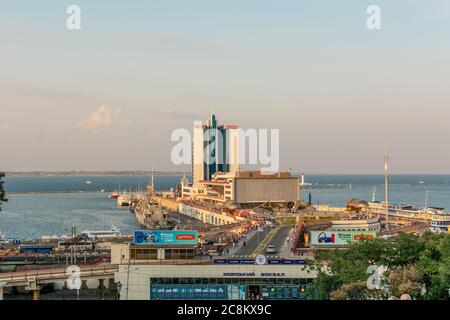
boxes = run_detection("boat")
[86,180,92,184]
[430,212,450,234]
[80,225,122,240]
[117,194,131,207]
[0,232,7,246]
[109,191,120,199]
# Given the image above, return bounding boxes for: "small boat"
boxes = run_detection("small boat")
[109,191,120,199]
[117,194,131,207]
[80,224,122,240]
[86,180,92,184]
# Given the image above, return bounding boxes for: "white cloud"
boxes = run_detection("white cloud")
[77,106,122,130]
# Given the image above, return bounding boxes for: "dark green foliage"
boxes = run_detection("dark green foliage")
[311,232,450,300]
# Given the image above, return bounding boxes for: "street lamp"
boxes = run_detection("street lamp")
[115,281,122,301]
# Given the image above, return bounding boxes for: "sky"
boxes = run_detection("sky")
[1,0,450,173]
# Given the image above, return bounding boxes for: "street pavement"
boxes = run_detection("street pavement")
[232,226,272,256]
[262,225,292,256]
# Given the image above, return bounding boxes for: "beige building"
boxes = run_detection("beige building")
[182,171,300,205]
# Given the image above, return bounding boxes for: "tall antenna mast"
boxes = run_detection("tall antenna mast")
[151,165,154,190]
[384,144,389,230]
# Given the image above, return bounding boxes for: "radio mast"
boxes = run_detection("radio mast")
[151,165,154,190]
[384,144,389,230]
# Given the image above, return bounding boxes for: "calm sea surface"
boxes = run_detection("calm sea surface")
[1,175,449,239]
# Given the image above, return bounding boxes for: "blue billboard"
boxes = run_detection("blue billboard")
[151,284,227,300]
[133,230,198,245]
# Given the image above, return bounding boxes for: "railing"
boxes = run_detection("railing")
[127,259,215,265]
[0,264,118,284]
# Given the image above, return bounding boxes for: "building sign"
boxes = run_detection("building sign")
[133,230,198,245]
[255,254,267,265]
[310,231,376,246]
[222,272,286,277]
[214,259,305,265]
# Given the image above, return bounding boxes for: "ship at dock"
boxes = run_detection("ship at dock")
[129,179,176,230]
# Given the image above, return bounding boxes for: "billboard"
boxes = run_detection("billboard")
[310,231,376,246]
[151,285,227,300]
[133,230,198,245]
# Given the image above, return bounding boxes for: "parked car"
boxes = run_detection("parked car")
[266,221,276,228]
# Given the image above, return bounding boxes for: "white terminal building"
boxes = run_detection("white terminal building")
[111,242,317,300]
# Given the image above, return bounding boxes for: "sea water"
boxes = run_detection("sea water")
[1,175,449,239]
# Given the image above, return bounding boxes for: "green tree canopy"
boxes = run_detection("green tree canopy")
[311,232,450,300]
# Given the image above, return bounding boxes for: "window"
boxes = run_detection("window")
[130,248,158,260]
[165,248,195,260]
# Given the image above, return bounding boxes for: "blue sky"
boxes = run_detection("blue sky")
[1,1,450,173]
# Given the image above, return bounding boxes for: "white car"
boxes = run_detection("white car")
[266,245,276,254]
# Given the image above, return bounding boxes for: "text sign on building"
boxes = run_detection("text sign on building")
[133,230,198,245]
[310,231,376,246]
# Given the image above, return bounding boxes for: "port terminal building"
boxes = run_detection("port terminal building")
[185,113,300,207]
[112,236,317,300]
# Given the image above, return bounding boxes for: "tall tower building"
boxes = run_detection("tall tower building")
[192,114,238,187]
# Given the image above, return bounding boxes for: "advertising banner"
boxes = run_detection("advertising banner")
[133,230,198,245]
[310,230,376,246]
[151,284,227,300]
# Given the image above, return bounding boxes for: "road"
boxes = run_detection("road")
[233,226,272,256]
[262,226,292,256]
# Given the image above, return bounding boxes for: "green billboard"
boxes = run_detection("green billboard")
[310,230,377,246]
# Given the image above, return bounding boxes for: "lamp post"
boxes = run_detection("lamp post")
[115,281,122,300]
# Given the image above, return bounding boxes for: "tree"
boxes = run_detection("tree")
[330,280,386,300]
[0,172,6,211]
[416,233,450,300]
[310,233,450,300]
[387,265,423,298]
[387,233,424,267]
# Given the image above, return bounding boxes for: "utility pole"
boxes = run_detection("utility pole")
[126,258,131,300]
[384,144,389,231]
